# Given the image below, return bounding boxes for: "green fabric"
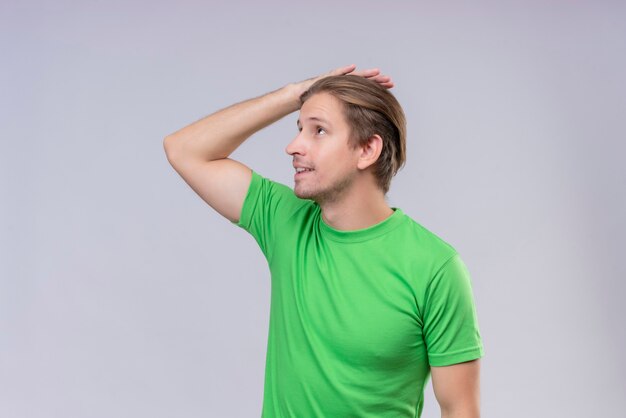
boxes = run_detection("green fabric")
[231,170,484,418]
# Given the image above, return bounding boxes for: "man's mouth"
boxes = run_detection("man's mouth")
[295,168,314,179]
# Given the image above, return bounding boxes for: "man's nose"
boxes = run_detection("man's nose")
[285,132,305,156]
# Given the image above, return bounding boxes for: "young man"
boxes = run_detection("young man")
[163,64,484,418]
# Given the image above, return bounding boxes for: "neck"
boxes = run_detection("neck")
[319,180,394,231]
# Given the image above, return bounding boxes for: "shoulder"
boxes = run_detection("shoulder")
[244,169,314,220]
[395,210,459,264]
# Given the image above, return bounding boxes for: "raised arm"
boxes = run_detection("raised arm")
[162,64,394,223]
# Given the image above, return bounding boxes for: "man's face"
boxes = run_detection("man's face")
[285,92,361,204]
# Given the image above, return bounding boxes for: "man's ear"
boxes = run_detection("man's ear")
[357,134,383,170]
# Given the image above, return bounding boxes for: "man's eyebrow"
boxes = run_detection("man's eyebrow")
[296,117,332,127]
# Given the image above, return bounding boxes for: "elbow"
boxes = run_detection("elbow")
[163,135,174,154]
[163,135,183,167]
[163,135,180,160]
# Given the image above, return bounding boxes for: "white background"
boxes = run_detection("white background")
[2,1,625,417]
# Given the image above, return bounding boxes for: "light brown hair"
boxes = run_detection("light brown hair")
[299,74,407,195]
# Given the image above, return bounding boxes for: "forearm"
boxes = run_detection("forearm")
[163,83,300,162]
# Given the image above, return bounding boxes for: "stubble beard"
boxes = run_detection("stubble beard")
[295,170,356,205]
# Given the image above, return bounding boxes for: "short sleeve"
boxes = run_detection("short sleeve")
[423,253,485,366]
[231,169,307,262]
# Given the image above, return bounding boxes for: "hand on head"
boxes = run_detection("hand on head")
[334,64,394,88]
[292,64,394,98]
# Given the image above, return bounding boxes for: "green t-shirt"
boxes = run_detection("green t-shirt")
[232,170,484,418]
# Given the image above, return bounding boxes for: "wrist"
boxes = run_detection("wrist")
[277,82,304,112]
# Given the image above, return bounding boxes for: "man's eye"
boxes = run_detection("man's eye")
[316,127,326,135]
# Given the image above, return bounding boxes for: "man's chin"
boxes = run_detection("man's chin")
[293,187,317,202]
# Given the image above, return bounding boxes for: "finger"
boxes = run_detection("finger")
[330,64,357,76]
[371,75,391,83]
[349,68,381,77]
